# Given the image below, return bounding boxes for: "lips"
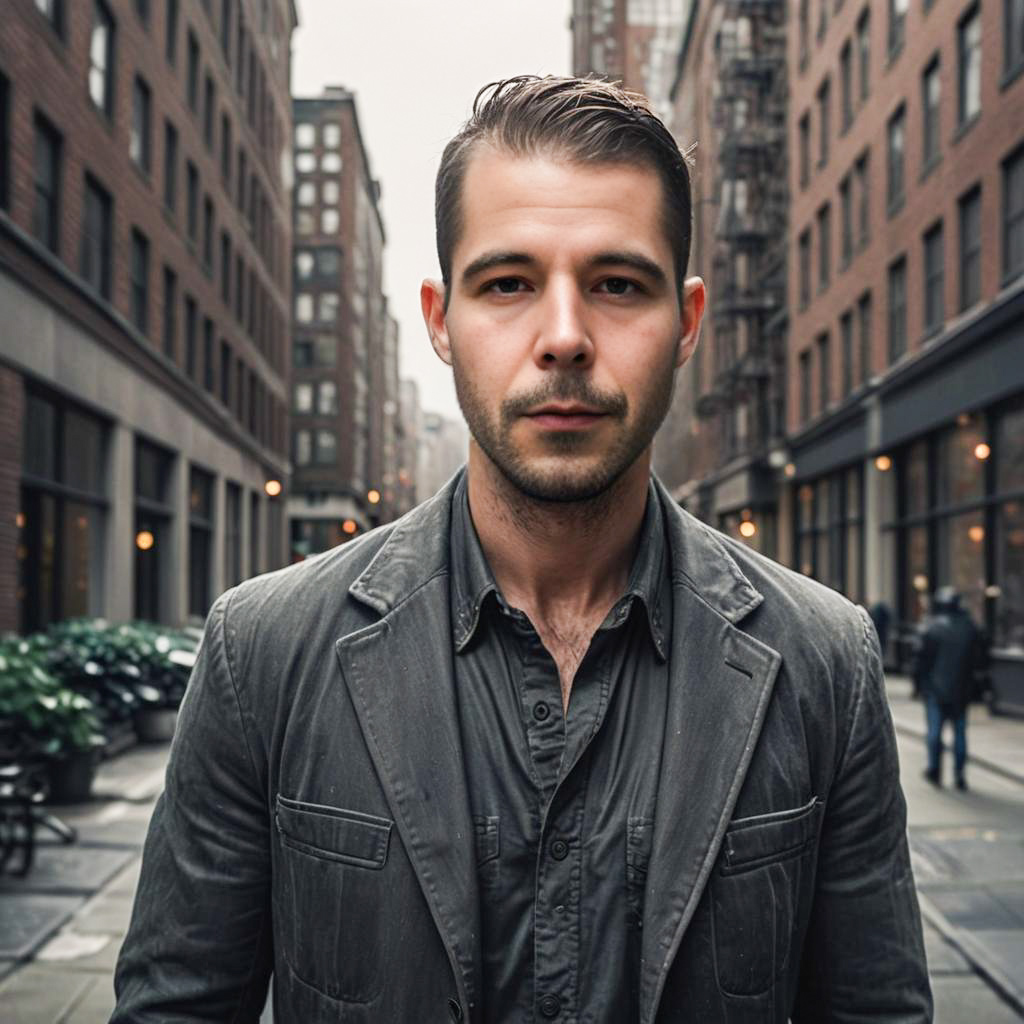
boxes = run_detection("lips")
[525,404,607,429]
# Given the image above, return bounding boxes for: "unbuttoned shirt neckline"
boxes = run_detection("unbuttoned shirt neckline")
[448,474,672,1024]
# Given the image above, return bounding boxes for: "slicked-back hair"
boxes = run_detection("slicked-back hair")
[435,75,694,306]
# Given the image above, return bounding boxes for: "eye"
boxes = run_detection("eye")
[484,277,529,295]
[596,277,642,296]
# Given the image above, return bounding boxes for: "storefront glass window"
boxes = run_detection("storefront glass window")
[134,438,175,623]
[936,509,987,623]
[936,418,986,506]
[904,440,929,517]
[995,499,1024,651]
[904,524,929,623]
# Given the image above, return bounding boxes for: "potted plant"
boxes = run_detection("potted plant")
[121,623,197,743]
[0,638,106,803]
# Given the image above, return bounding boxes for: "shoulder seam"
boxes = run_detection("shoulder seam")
[832,606,874,785]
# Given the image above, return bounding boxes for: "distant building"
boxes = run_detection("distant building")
[418,412,468,500]
[396,378,422,514]
[0,0,297,633]
[289,86,392,558]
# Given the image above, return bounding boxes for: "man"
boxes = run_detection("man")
[914,586,987,789]
[112,76,931,1022]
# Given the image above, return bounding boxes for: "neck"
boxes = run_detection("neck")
[466,445,651,621]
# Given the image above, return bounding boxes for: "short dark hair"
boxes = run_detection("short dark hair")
[435,75,694,303]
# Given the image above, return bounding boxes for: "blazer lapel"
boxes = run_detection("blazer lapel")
[334,476,482,1020]
[640,484,783,1023]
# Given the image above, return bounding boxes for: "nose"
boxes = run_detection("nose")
[532,278,594,369]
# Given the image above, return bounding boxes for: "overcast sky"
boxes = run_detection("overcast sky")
[291,1,572,420]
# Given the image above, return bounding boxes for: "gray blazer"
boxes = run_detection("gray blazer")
[111,472,931,1023]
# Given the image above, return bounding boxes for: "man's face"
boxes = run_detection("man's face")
[422,147,704,503]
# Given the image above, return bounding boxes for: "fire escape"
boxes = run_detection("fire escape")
[696,0,787,469]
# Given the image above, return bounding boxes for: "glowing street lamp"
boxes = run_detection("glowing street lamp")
[875,455,893,472]
[367,489,381,505]
[342,519,358,535]
[135,530,155,551]
[265,479,283,497]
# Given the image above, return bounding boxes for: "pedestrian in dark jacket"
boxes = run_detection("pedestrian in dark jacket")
[914,586,985,789]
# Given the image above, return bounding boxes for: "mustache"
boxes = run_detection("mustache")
[501,377,628,422]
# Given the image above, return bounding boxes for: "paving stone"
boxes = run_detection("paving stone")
[912,831,1024,884]
[0,893,84,960]
[68,817,151,849]
[0,963,93,1023]
[924,886,1024,931]
[70,890,135,935]
[104,857,142,897]
[963,930,1024,1002]
[61,971,117,1023]
[932,973,1024,1024]
[0,845,134,896]
[924,927,972,975]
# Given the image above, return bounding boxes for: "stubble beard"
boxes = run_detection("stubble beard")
[451,346,677,513]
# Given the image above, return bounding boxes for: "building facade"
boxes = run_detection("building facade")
[0,0,296,633]
[289,86,410,558]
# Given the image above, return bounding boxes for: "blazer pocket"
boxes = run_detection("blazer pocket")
[275,793,392,869]
[719,796,823,876]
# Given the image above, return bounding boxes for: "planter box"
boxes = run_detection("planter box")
[46,750,98,804]
[134,708,178,744]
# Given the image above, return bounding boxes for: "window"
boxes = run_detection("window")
[840,311,854,395]
[816,78,830,167]
[130,76,152,172]
[130,229,149,334]
[888,256,907,361]
[250,491,261,576]
[818,0,829,40]
[296,211,314,235]
[234,255,245,321]
[855,151,870,247]
[314,430,337,465]
[186,29,199,112]
[0,73,9,211]
[203,195,214,270]
[134,438,174,621]
[201,318,216,394]
[135,0,149,24]
[799,349,812,422]
[294,382,313,413]
[888,0,907,57]
[236,146,246,210]
[840,41,853,130]
[322,180,339,205]
[295,293,313,322]
[323,123,341,149]
[220,0,233,59]
[798,228,812,308]
[80,173,112,298]
[32,114,62,253]
[19,389,108,632]
[817,203,831,291]
[220,231,231,303]
[1004,145,1024,281]
[188,466,214,617]
[295,152,316,173]
[162,266,177,357]
[317,249,341,276]
[293,335,336,368]
[186,161,198,241]
[294,429,311,465]
[295,122,316,148]
[319,292,340,322]
[220,340,231,405]
[296,182,315,206]
[163,120,178,210]
[799,0,810,65]
[857,292,872,383]
[857,8,871,100]
[295,251,314,280]
[224,481,241,588]
[318,381,338,415]
[221,114,232,182]
[816,332,831,411]
[887,105,905,211]
[321,209,339,233]
[922,57,941,168]
[799,112,811,188]
[321,152,342,173]
[89,2,115,115]
[184,295,197,378]
[203,74,216,149]
[923,221,945,332]
[958,7,982,125]
[165,0,178,63]
[1008,0,1024,77]
[35,0,64,35]
[958,186,982,309]
[839,175,853,268]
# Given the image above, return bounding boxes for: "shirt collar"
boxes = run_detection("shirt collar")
[449,475,668,661]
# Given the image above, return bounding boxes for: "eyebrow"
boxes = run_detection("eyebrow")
[459,249,669,287]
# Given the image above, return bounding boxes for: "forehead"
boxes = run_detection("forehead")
[454,147,671,265]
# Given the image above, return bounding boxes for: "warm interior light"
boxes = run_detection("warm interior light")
[974,442,991,460]
[265,479,283,497]
[875,455,893,472]
[913,574,929,592]
[783,462,796,478]
[136,530,155,551]
[367,489,381,505]
[342,519,358,535]
[739,520,757,538]
[968,525,985,543]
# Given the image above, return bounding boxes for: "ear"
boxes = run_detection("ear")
[676,276,706,368]
[421,279,453,366]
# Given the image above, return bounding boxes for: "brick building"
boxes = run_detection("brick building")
[786,0,1024,707]
[0,0,296,633]
[288,86,398,558]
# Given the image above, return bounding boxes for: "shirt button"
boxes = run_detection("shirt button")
[532,700,550,721]
[550,838,569,860]
[539,994,561,1018]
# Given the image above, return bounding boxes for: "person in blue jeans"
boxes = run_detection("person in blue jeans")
[913,587,986,789]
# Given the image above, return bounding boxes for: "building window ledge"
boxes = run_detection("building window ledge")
[919,155,941,183]
[952,111,981,146]
[1000,61,1024,92]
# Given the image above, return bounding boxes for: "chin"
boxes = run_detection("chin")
[495,453,634,504]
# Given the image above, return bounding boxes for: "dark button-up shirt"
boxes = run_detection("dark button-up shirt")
[449,476,673,1023]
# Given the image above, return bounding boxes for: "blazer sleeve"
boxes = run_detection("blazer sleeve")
[110,589,272,1023]
[792,606,933,1022]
